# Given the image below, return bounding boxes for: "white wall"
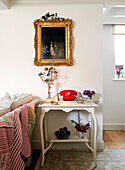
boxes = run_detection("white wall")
[103,25,125,130]
[0,3,104,150]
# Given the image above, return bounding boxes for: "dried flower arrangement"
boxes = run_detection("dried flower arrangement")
[38,67,58,98]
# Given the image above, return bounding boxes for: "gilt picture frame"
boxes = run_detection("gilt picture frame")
[34,18,73,66]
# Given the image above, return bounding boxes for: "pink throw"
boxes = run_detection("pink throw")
[20,105,31,158]
[0,126,14,170]
[0,111,25,170]
[10,111,25,170]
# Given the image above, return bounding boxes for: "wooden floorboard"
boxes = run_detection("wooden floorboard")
[103,130,125,150]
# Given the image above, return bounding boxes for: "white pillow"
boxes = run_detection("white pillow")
[0,92,12,107]
[0,107,11,117]
[0,92,12,116]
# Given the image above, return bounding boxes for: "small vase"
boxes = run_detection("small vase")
[88,94,92,99]
[78,132,84,138]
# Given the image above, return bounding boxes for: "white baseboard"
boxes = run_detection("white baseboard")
[103,123,125,130]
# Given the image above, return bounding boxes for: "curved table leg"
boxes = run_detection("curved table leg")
[91,107,98,167]
[39,109,45,167]
[44,115,48,148]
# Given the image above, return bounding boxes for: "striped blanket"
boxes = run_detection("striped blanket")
[0,105,36,170]
[0,111,25,170]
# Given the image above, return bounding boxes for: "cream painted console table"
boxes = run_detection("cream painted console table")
[38,101,98,167]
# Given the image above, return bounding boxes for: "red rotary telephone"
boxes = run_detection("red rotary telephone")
[59,90,77,101]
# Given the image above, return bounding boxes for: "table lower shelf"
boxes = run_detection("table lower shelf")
[44,135,93,154]
[50,135,89,143]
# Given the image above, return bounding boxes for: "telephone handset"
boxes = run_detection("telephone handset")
[59,90,77,101]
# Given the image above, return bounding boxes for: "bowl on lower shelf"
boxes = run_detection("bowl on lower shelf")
[55,127,71,139]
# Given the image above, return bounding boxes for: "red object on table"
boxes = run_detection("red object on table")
[59,90,77,101]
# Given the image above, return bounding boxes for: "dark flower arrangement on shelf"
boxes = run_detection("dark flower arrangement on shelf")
[71,111,90,138]
[55,127,71,139]
[83,90,96,99]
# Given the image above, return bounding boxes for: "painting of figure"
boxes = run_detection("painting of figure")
[41,27,65,59]
[34,18,73,66]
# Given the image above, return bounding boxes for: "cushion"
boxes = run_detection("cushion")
[0,92,12,107]
[10,93,32,110]
[25,99,40,110]
[0,111,14,127]
[0,107,11,117]
[0,92,12,116]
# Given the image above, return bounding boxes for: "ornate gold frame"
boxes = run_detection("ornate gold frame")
[34,18,73,66]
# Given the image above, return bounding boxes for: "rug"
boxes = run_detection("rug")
[37,150,125,170]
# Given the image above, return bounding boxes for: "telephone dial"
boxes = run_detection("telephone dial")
[59,90,77,101]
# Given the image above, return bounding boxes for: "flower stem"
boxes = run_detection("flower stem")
[77,111,81,124]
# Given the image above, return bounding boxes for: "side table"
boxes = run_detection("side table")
[38,100,98,167]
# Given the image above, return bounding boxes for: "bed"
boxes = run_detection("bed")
[0,93,39,170]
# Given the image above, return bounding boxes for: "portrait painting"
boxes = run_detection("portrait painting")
[34,18,73,66]
[42,27,65,60]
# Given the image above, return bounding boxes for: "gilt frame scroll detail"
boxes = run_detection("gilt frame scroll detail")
[34,18,73,66]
